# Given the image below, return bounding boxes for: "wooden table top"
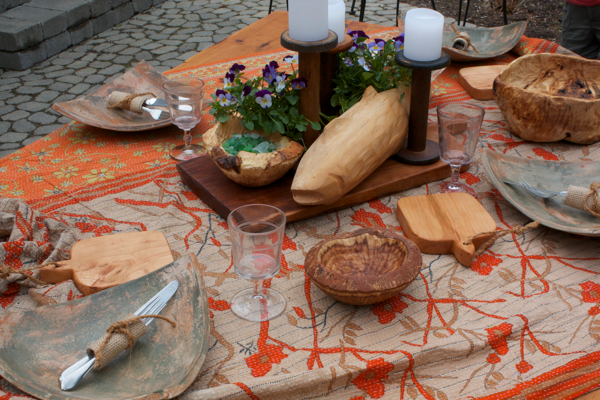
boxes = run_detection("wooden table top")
[166,12,600,400]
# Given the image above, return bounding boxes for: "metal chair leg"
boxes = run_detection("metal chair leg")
[463,0,471,26]
[503,0,508,25]
[359,0,367,22]
[268,0,273,14]
[396,0,401,26]
[431,0,436,10]
[458,0,463,25]
[349,0,357,15]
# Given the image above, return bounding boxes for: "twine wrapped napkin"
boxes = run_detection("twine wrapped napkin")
[87,314,176,369]
[107,91,156,114]
[564,183,600,218]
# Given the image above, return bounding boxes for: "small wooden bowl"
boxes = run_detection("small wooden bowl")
[305,227,422,306]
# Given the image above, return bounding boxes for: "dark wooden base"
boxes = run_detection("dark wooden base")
[176,154,469,224]
[393,139,440,165]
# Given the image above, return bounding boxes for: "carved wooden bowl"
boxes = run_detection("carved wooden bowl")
[494,53,600,144]
[305,227,422,306]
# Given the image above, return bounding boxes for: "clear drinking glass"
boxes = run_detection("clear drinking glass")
[228,205,287,322]
[437,102,485,197]
[163,77,205,161]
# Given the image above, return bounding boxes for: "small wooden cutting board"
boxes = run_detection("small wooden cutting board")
[395,193,497,266]
[39,231,174,296]
[458,65,507,100]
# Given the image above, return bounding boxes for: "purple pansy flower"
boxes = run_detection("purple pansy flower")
[223,72,235,89]
[229,63,246,75]
[283,54,298,65]
[274,73,287,92]
[347,29,369,43]
[255,89,272,108]
[290,77,307,89]
[262,62,278,85]
[393,33,405,50]
[358,57,370,71]
[368,39,386,53]
[241,85,252,99]
[343,57,353,66]
[216,89,234,106]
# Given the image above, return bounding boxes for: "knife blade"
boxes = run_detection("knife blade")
[59,281,179,391]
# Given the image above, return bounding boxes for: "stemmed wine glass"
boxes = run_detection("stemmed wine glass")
[163,77,205,161]
[437,102,485,197]
[228,204,287,322]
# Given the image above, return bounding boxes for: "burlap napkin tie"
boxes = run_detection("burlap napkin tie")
[107,91,156,114]
[87,313,176,370]
[564,183,600,218]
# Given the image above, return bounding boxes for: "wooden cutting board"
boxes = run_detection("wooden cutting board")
[39,231,174,296]
[395,193,497,266]
[458,65,507,100]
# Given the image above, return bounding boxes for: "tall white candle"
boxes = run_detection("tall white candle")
[289,0,329,42]
[403,8,444,62]
[328,0,346,44]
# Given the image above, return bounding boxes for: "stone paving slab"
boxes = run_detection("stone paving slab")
[0,0,428,159]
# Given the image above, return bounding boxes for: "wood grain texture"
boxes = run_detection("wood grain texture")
[458,65,507,100]
[304,227,422,305]
[580,390,600,400]
[39,231,174,296]
[395,193,497,266]
[292,86,409,205]
[168,11,386,73]
[494,53,600,144]
[176,152,467,224]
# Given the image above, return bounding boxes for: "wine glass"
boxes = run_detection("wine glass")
[228,204,287,322]
[163,77,205,161]
[437,102,485,197]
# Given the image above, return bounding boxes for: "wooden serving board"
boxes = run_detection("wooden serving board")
[39,231,174,296]
[458,65,507,100]
[395,193,496,266]
[177,153,469,224]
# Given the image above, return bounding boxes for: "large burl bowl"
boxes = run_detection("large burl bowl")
[203,116,303,187]
[493,53,600,144]
[305,227,422,306]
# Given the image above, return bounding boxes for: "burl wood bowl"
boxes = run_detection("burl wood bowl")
[494,53,600,144]
[203,115,303,187]
[305,227,422,306]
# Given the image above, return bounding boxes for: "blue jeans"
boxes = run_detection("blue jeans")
[561,2,600,59]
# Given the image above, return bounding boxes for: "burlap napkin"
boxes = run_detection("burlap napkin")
[107,91,156,114]
[564,184,600,217]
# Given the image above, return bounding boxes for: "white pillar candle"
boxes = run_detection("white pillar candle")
[289,0,329,42]
[403,8,444,62]
[328,0,346,44]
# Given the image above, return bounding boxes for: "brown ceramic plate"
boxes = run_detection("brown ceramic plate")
[481,150,600,236]
[52,61,173,132]
[399,21,527,62]
[0,253,209,400]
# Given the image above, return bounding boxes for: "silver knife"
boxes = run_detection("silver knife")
[59,281,179,391]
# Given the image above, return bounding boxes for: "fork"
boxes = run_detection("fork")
[141,106,169,121]
[504,180,567,198]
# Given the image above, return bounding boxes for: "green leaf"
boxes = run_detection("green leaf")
[244,120,254,130]
[310,121,321,130]
[361,72,374,81]
[295,122,306,132]
[290,107,299,117]
[286,94,299,105]
[218,115,230,123]
[331,94,340,107]
[273,120,285,133]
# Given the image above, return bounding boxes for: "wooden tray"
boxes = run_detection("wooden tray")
[177,154,468,223]
[458,65,507,100]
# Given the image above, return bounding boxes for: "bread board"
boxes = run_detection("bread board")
[395,192,496,266]
[458,65,507,100]
[39,231,174,295]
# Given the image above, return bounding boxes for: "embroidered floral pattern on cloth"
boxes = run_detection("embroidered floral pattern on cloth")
[0,32,598,400]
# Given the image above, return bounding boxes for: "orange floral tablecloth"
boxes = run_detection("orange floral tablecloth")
[1,32,599,400]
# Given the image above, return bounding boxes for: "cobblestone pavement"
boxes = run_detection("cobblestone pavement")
[0,0,439,158]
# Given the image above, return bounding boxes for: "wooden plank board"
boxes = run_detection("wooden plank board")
[169,11,391,72]
[177,154,469,223]
[458,65,507,100]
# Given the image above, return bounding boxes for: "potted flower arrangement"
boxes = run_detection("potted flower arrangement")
[204,59,320,187]
[331,30,411,114]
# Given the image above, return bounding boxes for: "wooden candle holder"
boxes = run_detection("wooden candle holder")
[280,30,353,147]
[393,50,451,165]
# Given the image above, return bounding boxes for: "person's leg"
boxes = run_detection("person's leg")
[561,2,598,59]
[590,4,600,59]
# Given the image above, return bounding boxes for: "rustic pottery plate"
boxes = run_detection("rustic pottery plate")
[0,253,209,400]
[399,20,527,62]
[52,60,173,132]
[481,150,600,236]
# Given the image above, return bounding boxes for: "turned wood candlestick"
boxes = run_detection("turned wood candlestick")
[281,30,353,148]
[393,50,451,165]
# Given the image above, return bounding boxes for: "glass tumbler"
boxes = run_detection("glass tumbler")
[228,205,287,322]
[437,102,485,197]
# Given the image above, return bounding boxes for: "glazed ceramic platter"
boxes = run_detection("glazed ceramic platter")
[481,150,600,236]
[0,254,209,400]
